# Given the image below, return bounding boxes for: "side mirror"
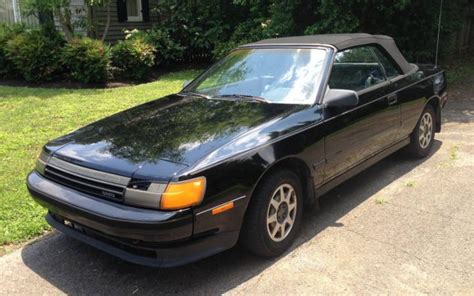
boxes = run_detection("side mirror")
[182,80,191,89]
[324,89,359,109]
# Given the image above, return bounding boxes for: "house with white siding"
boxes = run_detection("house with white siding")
[0,0,38,26]
[0,0,158,42]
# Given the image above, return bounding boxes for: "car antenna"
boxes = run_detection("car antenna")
[434,0,443,69]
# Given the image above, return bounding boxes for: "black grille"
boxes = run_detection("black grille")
[44,165,125,202]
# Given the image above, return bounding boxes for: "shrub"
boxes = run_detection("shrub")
[110,37,156,81]
[212,20,273,60]
[153,2,230,63]
[144,29,185,65]
[5,29,64,82]
[0,24,26,78]
[212,41,239,60]
[125,28,185,65]
[62,37,109,83]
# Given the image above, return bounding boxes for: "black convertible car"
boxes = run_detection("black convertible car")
[27,34,447,267]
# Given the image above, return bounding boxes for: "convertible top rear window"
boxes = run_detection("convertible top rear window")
[187,48,328,105]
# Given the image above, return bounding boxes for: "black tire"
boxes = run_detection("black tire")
[406,105,436,158]
[240,170,304,257]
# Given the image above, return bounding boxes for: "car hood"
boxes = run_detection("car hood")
[45,94,304,181]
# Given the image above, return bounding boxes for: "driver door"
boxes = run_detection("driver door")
[322,45,401,181]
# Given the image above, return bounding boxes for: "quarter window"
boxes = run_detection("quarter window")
[328,46,386,91]
[373,47,402,78]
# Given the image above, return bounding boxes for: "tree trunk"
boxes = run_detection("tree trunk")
[54,7,73,41]
[100,0,111,42]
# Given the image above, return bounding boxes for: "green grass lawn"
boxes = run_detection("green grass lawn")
[0,69,201,246]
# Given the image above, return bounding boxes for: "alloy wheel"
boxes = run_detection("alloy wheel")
[419,112,433,149]
[266,184,297,242]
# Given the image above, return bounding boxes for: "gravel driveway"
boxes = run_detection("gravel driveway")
[0,96,473,295]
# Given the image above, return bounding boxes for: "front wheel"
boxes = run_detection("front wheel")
[240,170,303,257]
[406,105,436,158]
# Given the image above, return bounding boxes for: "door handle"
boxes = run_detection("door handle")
[387,94,398,106]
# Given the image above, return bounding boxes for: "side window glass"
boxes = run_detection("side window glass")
[328,46,386,91]
[373,47,402,78]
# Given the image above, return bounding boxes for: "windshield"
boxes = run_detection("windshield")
[185,48,328,104]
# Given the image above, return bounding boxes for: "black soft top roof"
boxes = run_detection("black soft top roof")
[241,33,413,74]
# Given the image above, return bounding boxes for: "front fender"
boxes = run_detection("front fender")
[187,122,325,237]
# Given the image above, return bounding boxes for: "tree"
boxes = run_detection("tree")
[25,0,111,42]
[25,0,75,41]
[86,0,111,42]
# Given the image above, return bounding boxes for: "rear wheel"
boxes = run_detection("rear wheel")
[406,105,436,158]
[240,170,303,257]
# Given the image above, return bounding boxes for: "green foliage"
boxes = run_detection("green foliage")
[24,0,70,13]
[300,0,468,62]
[0,24,26,78]
[5,29,64,82]
[212,20,273,59]
[212,40,240,60]
[0,1,468,81]
[445,55,474,85]
[24,0,76,40]
[146,28,185,64]
[144,0,468,63]
[110,37,156,80]
[62,37,110,83]
[125,28,185,65]
[210,0,300,59]
[153,1,229,52]
[304,0,359,35]
[265,1,299,37]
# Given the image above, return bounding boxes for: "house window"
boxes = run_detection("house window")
[126,0,142,22]
[117,0,149,23]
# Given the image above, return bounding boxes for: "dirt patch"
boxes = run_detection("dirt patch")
[449,77,474,100]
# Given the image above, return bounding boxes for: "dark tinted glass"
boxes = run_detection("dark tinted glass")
[329,46,386,91]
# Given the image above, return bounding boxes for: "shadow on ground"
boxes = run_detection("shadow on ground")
[442,97,474,124]
[20,141,441,295]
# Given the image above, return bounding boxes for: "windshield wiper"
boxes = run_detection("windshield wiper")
[179,91,212,100]
[217,94,270,104]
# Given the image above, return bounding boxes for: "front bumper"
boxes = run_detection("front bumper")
[27,171,239,267]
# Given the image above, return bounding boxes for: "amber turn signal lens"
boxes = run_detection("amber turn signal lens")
[211,202,234,215]
[160,177,206,210]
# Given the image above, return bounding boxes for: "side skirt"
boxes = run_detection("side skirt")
[315,137,410,198]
